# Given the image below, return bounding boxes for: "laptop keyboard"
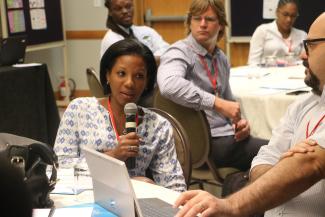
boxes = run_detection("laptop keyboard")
[138,198,179,217]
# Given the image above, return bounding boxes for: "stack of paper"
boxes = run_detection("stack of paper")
[33,207,93,217]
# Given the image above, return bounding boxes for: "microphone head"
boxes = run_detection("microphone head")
[124,103,137,115]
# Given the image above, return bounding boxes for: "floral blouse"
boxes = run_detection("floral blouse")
[54,97,186,192]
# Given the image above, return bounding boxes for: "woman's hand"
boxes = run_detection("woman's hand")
[104,132,141,161]
[132,176,155,184]
[280,139,317,160]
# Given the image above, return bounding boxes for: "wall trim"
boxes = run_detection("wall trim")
[66,30,106,40]
[55,89,92,100]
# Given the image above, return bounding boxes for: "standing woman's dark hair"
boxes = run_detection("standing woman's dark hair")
[277,0,300,10]
[100,39,157,97]
[275,0,300,38]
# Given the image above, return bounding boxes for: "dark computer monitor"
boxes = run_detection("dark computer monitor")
[0,35,27,66]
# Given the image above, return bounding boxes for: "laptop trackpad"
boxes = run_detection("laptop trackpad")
[138,198,179,217]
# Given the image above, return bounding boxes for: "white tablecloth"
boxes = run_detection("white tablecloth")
[230,65,311,139]
[50,169,179,208]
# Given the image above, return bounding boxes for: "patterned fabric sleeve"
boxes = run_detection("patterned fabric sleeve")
[149,116,187,192]
[54,99,86,168]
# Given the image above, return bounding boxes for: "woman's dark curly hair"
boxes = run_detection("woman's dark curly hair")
[100,39,157,97]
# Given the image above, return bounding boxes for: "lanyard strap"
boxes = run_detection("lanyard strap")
[199,55,219,93]
[107,99,138,141]
[306,114,325,138]
[107,98,121,141]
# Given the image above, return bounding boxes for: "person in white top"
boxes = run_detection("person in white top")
[100,0,169,60]
[248,0,307,65]
[174,12,325,217]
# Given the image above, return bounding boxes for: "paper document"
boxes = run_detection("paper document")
[70,203,118,217]
[13,63,42,67]
[33,207,93,217]
[51,168,93,195]
[33,209,51,217]
[263,0,278,19]
[230,66,270,78]
[51,186,87,195]
[260,79,307,90]
[252,88,286,96]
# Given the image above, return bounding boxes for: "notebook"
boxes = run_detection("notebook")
[0,35,27,66]
[82,147,179,217]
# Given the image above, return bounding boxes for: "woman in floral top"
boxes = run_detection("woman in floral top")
[54,39,186,192]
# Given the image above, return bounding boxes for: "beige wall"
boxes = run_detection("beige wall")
[62,0,107,92]
[25,0,250,94]
[25,0,107,92]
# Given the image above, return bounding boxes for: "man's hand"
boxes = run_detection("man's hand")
[214,97,241,123]
[233,119,250,141]
[280,139,317,160]
[174,190,237,217]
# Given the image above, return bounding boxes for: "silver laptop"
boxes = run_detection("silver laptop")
[82,147,179,217]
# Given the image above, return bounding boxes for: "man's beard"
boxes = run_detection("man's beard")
[303,60,322,96]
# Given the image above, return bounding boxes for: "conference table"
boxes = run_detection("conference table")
[51,179,180,207]
[49,168,180,216]
[230,64,311,140]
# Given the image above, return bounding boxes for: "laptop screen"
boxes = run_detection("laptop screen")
[82,147,137,217]
[82,147,180,217]
[0,35,27,66]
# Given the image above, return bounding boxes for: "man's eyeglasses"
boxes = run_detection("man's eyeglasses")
[191,16,218,23]
[278,11,299,19]
[303,38,325,55]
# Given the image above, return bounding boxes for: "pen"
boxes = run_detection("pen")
[48,206,55,217]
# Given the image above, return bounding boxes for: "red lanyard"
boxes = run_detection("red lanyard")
[306,114,325,138]
[107,99,138,141]
[199,55,218,94]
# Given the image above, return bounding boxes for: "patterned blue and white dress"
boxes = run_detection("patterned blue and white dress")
[54,97,186,192]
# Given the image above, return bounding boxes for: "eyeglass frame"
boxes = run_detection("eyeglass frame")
[278,10,299,19]
[191,15,218,24]
[303,38,325,55]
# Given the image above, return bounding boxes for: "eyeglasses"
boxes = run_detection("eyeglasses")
[278,11,299,19]
[303,38,325,55]
[191,15,218,23]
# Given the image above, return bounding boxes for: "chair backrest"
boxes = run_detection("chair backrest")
[86,67,105,98]
[153,90,211,169]
[149,108,192,187]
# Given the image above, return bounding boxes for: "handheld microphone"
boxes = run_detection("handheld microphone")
[124,103,137,169]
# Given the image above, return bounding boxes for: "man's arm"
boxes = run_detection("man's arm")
[175,144,325,217]
[249,164,272,182]
[229,144,325,216]
[214,97,241,123]
[158,46,243,121]
[157,47,216,111]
